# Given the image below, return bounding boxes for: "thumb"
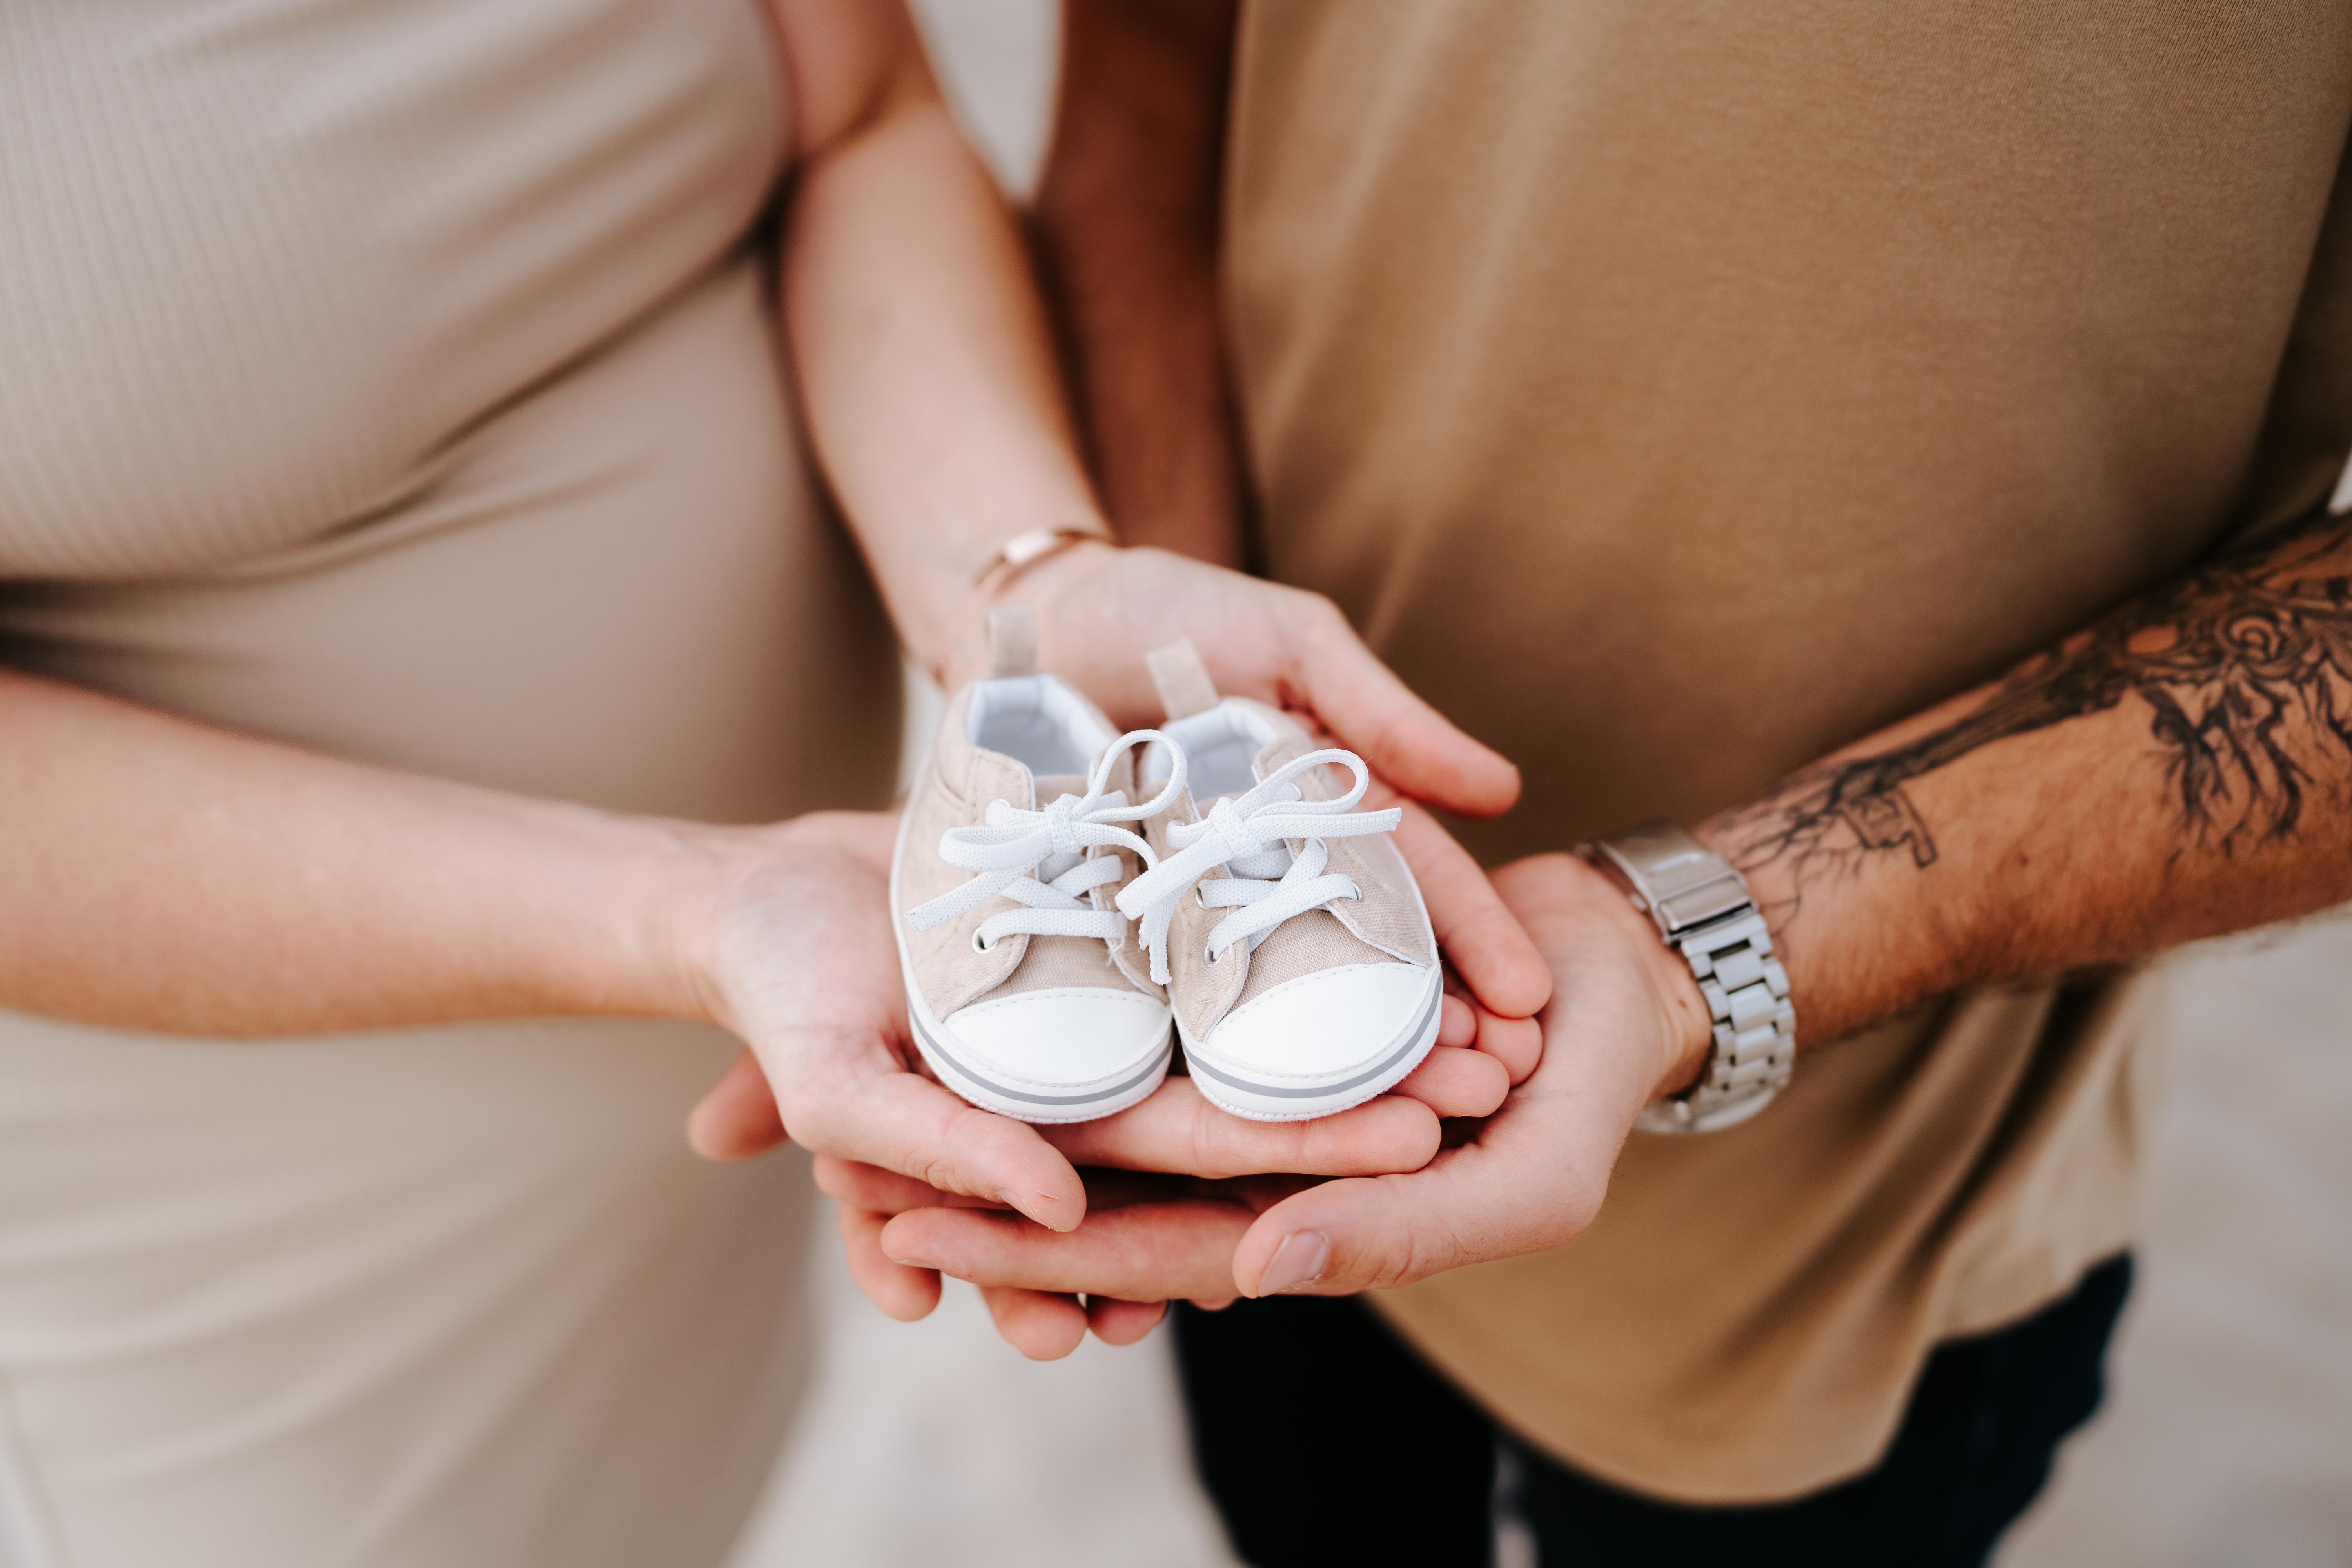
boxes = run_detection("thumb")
[1227,1171,1477,1299]
[1288,599,1520,818]
[686,1046,789,1161]
[1229,1129,1609,1299]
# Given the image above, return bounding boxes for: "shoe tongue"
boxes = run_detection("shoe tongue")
[1253,734,1303,786]
[1031,773,1090,806]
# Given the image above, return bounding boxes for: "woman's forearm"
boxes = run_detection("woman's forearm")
[779,7,1109,688]
[0,668,720,1035]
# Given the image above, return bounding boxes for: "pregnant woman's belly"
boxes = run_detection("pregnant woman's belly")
[0,0,791,579]
[0,0,900,818]
[0,9,896,1561]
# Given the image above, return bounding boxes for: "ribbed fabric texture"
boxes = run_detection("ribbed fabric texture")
[0,0,788,580]
[0,11,913,1560]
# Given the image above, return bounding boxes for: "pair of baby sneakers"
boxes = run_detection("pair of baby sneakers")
[889,611,1443,1123]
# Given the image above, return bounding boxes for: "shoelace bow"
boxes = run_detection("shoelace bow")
[1115,748,1401,985]
[906,730,1182,951]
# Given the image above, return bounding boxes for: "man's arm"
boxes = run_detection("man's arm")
[1704,502,2352,1062]
[874,500,2352,1305]
[1032,0,1245,565]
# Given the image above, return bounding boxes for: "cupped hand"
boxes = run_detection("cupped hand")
[821,1157,1301,1359]
[806,1041,1495,1355]
[882,851,1713,1336]
[803,802,1552,1354]
[973,542,1521,822]
[1010,540,1552,1036]
[673,810,1504,1338]
[673,810,1096,1232]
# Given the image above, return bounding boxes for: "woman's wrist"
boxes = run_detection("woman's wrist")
[621,816,781,1034]
[922,532,1123,691]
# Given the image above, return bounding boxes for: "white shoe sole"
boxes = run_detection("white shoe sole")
[1178,962,1445,1123]
[890,815,1172,1125]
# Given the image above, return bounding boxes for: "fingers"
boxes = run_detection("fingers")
[833,1172,1167,1354]
[1394,804,1552,1020]
[817,1156,1227,1220]
[1388,1044,1509,1119]
[980,1285,1092,1360]
[1085,1296,1169,1346]
[1042,1076,1440,1178]
[1436,980,1537,1085]
[1436,993,1476,1049]
[1283,596,1519,818]
[838,1202,944,1321]
[1230,1064,1624,1301]
[1476,1007,1544,1085]
[1229,1148,1561,1300]
[786,1062,1090,1231]
[812,1155,1010,1216]
[884,1198,1254,1303]
[686,1046,789,1161]
[1227,1164,1516,1299]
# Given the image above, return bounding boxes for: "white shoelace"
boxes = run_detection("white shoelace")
[1115,748,1402,985]
[906,731,1181,952]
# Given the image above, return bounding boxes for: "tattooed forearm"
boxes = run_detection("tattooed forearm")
[1720,508,2352,894]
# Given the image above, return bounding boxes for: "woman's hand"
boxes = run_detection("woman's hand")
[675,809,1488,1255]
[675,811,1093,1232]
[948,541,1522,824]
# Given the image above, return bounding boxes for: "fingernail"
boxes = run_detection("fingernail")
[1256,1230,1329,1296]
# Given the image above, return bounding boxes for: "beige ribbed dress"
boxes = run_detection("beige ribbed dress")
[0,3,900,1564]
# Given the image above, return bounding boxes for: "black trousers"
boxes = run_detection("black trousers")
[1173,1254,2131,1568]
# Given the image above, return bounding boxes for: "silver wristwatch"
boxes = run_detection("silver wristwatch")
[1581,821,1795,1134]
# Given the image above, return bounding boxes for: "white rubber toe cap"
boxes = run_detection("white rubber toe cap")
[942,987,1171,1089]
[1200,963,1435,1080]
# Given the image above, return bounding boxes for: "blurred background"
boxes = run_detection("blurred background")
[719,5,2352,1566]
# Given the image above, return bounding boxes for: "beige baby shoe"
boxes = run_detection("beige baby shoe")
[890,608,1179,1122]
[1114,640,1442,1121]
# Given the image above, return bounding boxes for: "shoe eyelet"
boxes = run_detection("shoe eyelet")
[972,931,995,954]
[1193,885,1209,909]
[1203,943,1222,965]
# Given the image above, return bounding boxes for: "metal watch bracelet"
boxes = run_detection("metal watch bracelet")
[1580,821,1796,1134]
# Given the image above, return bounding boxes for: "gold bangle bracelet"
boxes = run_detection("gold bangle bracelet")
[973,526,1113,593]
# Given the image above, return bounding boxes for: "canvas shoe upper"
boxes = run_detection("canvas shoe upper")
[889,611,1177,1123]
[1114,639,1443,1122]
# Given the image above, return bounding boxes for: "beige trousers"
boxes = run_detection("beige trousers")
[0,260,902,1568]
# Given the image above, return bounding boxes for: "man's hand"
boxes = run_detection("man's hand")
[811,977,1538,1357]
[867,852,1709,1341]
[1218,851,1709,1295]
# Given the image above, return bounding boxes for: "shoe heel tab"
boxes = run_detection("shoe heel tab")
[986,604,1038,679]
[1145,637,1221,720]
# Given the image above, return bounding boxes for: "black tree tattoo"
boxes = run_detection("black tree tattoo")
[1723,508,2352,895]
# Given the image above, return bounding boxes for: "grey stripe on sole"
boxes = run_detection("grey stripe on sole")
[1182,978,1444,1100]
[911,1007,1172,1108]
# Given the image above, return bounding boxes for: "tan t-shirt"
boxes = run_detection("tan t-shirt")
[1224,0,2352,1501]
